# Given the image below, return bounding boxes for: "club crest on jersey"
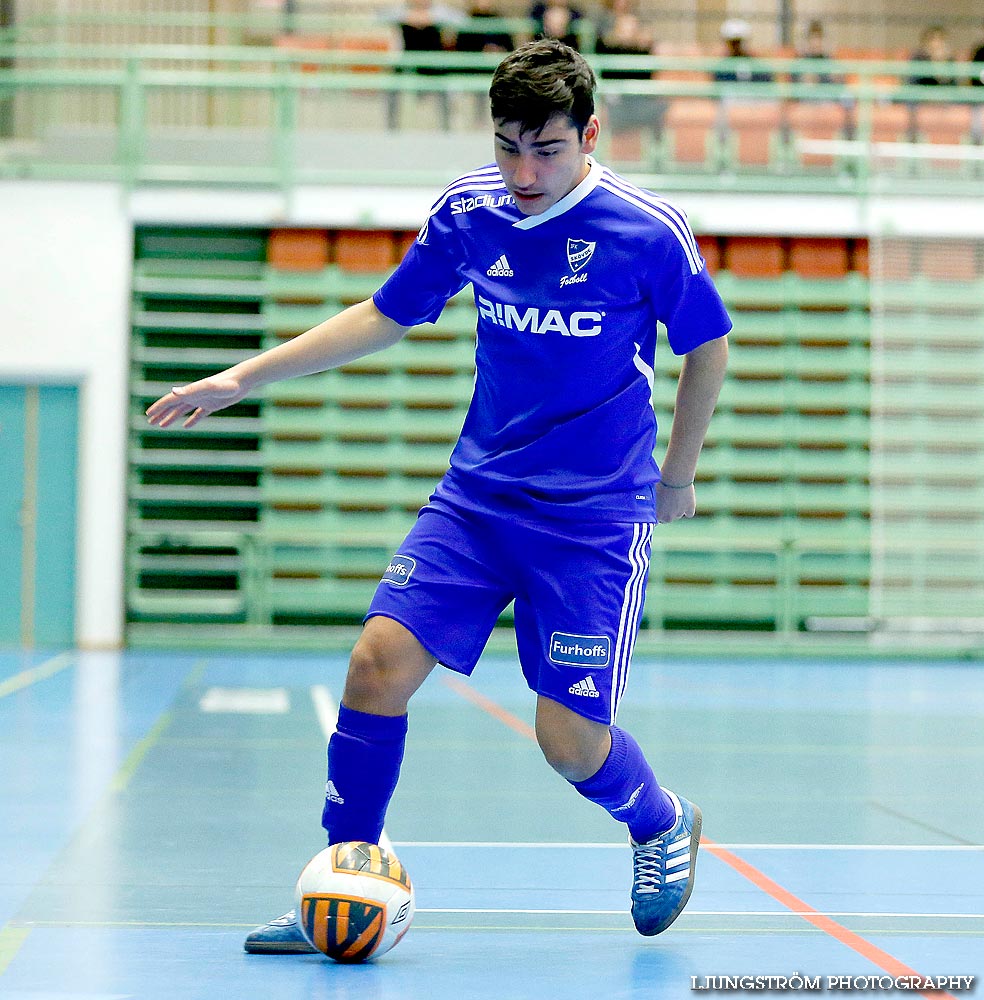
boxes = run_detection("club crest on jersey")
[567,238,596,273]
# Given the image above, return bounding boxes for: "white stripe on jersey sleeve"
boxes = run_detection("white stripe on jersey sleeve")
[597,176,702,275]
[600,171,701,264]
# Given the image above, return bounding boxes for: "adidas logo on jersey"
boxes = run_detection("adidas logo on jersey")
[324,780,345,804]
[486,254,514,277]
[569,676,601,698]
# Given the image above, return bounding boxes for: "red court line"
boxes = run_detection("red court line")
[702,838,958,1000]
[443,674,958,1000]
[441,674,537,741]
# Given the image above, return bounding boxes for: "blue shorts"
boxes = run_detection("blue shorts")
[365,495,653,725]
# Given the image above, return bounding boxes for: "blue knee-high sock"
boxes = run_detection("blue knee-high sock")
[321,704,408,845]
[570,726,675,844]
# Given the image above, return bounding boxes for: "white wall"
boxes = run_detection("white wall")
[0,181,131,648]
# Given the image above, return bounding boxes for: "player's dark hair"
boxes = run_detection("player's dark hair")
[489,39,596,138]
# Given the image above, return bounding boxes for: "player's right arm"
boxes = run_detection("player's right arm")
[146,298,409,429]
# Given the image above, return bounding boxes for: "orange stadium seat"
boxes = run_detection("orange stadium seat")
[786,101,848,170]
[913,103,976,173]
[662,98,720,170]
[874,239,915,280]
[333,32,393,73]
[834,47,900,90]
[864,103,914,172]
[696,236,721,274]
[789,238,850,279]
[920,241,979,281]
[334,230,396,272]
[725,237,785,278]
[655,43,710,83]
[869,102,913,143]
[395,230,418,262]
[723,100,784,168]
[275,34,332,73]
[268,229,330,271]
[607,129,647,165]
[851,240,869,276]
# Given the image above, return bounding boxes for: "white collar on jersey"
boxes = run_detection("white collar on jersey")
[511,156,603,230]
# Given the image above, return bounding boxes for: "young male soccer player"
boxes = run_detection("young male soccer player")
[147,39,730,949]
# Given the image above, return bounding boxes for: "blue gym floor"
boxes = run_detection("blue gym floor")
[1,649,981,999]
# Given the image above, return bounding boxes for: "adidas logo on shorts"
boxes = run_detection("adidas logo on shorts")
[569,676,601,698]
[486,254,514,277]
[324,779,345,804]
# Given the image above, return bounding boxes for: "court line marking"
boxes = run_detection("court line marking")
[310,685,395,856]
[391,841,984,851]
[0,656,207,982]
[112,659,209,794]
[310,684,338,739]
[867,799,978,847]
[443,676,963,1000]
[441,674,537,740]
[703,838,960,1000]
[0,651,74,700]
[13,910,984,923]
[111,711,175,794]
[417,908,984,918]
[13,916,984,935]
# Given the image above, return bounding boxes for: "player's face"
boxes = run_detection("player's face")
[493,113,600,215]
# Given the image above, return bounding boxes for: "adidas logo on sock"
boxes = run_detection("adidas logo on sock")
[569,676,600,698]
[325,779,345,804]
[486,254,514,277]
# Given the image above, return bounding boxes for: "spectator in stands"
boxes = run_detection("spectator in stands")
[971,27,984,138]
[456,0,514,59]
[386,0,463,129]
[596,0,653,65]
[909,24,958,86]
[972,27,984,86]
[530,1,582,51]
[713,18,772,84]
[394,0,461,66]
[595,0,659,133]
[793,19,837,86]
[456,0,515,122]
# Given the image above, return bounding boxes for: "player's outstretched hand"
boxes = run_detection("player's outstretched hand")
[146,375,247,429]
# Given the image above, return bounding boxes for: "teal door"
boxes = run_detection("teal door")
[0,383,79,647]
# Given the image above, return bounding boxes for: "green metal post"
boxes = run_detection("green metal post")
[118,56,143,188]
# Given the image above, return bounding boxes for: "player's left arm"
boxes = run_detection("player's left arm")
[656,334,729,523]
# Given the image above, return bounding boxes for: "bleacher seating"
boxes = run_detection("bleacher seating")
[127,226,915,638]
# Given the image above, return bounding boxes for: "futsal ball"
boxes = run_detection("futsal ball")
[294,841,415,963]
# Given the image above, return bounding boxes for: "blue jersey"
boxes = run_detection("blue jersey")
[373,157,732,522]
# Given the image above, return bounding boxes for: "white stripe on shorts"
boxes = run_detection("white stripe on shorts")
[610,522,653,724]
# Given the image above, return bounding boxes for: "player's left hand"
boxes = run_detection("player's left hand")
[655,482,696,523]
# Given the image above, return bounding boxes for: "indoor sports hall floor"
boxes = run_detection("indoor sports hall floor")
[1,648,981,1000]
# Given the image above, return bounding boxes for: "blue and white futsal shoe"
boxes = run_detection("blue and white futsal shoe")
[629,790,702,936]
[243,910,317,954]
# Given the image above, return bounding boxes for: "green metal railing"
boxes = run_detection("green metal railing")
[6,9,984,50]
[2,41,984,193]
